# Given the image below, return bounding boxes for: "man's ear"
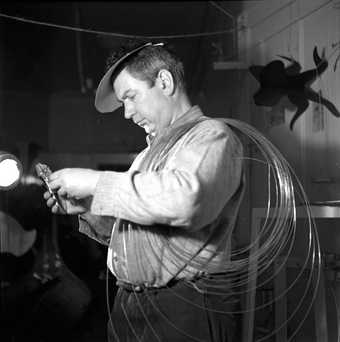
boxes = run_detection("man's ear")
[156,69,175,95]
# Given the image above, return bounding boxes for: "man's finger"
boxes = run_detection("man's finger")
[46,197,56,208]
[51,203,59,214]
[43,191,52,200]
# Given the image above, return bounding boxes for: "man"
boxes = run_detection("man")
[44,41,245,341]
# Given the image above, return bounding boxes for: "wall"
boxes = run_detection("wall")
[237,1,340,340]
[238,0,340,203]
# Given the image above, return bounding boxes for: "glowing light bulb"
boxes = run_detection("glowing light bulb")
[0,153,22,190]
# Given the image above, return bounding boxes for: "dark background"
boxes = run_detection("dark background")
[0,1,243,153]
[0,2,244,341]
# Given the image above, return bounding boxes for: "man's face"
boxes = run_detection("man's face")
[113,68,172,135]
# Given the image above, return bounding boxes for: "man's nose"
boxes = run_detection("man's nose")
[124,104,135,119]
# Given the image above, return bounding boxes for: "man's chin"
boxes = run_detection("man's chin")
[143,125,154,135]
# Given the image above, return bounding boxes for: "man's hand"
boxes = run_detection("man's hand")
[44,168,101,214]
[43,190,91,215]
[49,168,101,199]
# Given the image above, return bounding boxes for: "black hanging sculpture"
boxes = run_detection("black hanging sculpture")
[249,47,340,130]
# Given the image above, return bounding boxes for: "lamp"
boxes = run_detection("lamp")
[0,151,23,190]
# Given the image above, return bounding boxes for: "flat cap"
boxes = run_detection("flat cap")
[95,42,164,113]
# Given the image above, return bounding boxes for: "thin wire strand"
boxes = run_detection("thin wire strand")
[105,118,321,341]
[209,1,237,58]
[0,12,234,39]
[249,0,333,51]
[328,281,340,342]
[106,266,121,342]
[209,1,235,22]
[0,0,333,45]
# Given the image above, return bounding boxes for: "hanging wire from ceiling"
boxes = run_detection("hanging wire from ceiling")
[0,12,234,39]
[0,1,336,62]
[250,0,333,50]
[209,1,237,56]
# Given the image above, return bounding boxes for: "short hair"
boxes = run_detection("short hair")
[106,41,186,92]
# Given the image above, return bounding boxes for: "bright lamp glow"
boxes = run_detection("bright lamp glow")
[0,152,23,190]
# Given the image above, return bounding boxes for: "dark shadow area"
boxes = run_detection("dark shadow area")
[0,181,117,342]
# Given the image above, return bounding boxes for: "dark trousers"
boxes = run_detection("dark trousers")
[107,278,238,342]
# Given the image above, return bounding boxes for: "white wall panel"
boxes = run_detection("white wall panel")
[239,0,340,202]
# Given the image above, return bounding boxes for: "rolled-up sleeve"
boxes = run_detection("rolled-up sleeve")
[91,120,243,230]
[78,213,115,246]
